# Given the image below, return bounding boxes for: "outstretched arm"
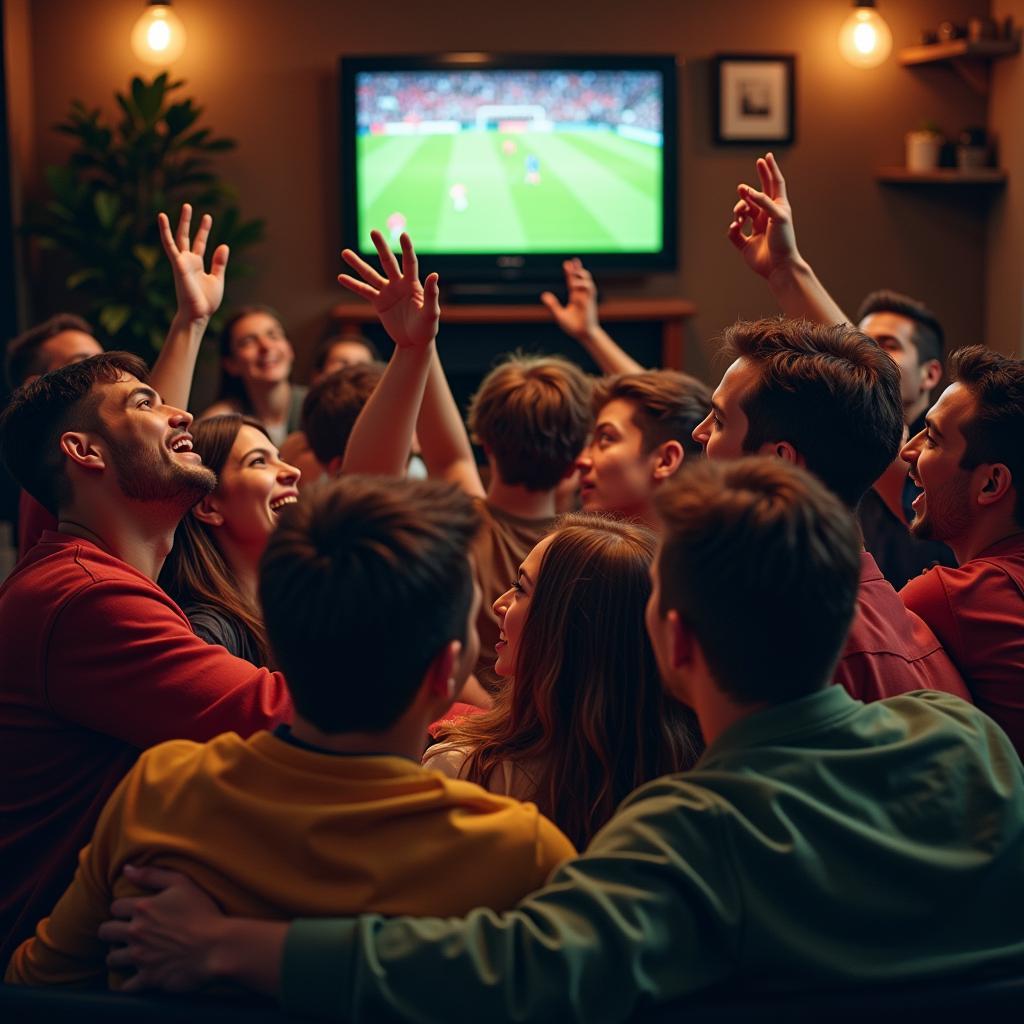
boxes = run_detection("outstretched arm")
[339,231,439,478]
[149,205,230,410]
[541,259,643,375]
[728,153,849,326]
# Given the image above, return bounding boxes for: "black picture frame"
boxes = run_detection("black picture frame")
[713,54,796,145]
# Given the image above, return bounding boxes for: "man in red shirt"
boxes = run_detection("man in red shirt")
[0,351,291,961]
[900,346,1024,756]
[692,317,970,704]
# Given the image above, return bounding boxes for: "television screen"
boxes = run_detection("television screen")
[341,55,677,279]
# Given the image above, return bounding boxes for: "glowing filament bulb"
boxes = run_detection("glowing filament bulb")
[131,3,186,65]
[839,4,892,68]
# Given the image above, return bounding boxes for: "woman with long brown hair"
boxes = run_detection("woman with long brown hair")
[424,513,702,848]
[159,414,300,665]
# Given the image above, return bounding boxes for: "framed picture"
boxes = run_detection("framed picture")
[713,54,795,145]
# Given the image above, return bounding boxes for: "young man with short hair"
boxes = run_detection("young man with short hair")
[6,206,228,557]
[98,458,1024,1017]
[900,346,1024,757]
[337,231,593,694]
[0,352,290,962]
[577,369,711,527]
[727,153,956,587]
[6,476,574,986]
[692,317,970,703]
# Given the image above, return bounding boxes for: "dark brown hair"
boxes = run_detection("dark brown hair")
[158,415,272,664]
[301,362,385,466]
[857,289,944,366]
[468,353,593,491]
[723,317,904,508]
[0,351,149,514]
[5,313,95,389]
[593,370,712,458]
[951,345,1024,527]
[312,332,379,374]
[655,457,862,704]
[260,476,480,733]
[444,513,702,849]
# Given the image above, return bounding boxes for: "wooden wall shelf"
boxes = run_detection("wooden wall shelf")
[899,39,1020,65]
[331,298,697,369]
[876,167,1006,186]
[898,38,1020,94]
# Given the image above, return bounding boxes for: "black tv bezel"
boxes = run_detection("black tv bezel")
[339,53,679,282]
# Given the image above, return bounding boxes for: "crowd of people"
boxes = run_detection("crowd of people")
[357,69,662,132]
[0,151,1023,1021]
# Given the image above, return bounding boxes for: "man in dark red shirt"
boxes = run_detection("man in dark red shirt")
[0,351,291,961]
[900,346,1024,756]
[692,317,970,704]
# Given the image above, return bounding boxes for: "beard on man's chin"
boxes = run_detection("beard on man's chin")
[109,441,217,509]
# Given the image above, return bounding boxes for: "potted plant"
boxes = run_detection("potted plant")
[26,73,264,357]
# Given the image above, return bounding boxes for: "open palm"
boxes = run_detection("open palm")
[158,205,229,322]
[338,230,439,349]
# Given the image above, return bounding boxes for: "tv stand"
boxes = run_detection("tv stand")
[445,281,558,305]
[330,297,697,369]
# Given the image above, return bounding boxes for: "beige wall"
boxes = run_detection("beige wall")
[987,0,1024,356]
[11,0,997,380]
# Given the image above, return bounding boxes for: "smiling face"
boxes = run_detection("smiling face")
[491,532,555,678]
[93,374,216,507]
[225,313,294,388]
[901,382,978,545]
[576,399,660,518]
[202,424,301,552]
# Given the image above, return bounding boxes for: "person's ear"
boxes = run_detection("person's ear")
[668,609,694,670]
[651,440,685,481]
[423,640,461,702]
[191,493,224,528]
[326,454,345,478]
[222,354,242,378]
[920,359,943,393]
[977,463,1013,508]
[60,431,106,472]
[772,440,802,466]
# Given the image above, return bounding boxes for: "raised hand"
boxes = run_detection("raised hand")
[158,205,229,323]
[727,152,800,280]
[339,230,440,350]
[541,258,600,340]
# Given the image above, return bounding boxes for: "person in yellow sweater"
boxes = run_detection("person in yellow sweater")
[6,475,575,988]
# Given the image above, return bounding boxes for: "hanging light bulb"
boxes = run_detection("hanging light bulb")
[838,0,893,68]
[130,1,187,66]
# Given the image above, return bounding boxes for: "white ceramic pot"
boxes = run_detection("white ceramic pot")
[906,131,943,172]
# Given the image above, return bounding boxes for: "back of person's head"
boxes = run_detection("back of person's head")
[594,370,711,458]
[260,476,480,733]
[159,414,271,663]
[5,314,95,390]
[856,290,944,366]
[468,353,593,491]
[723,317,903,507]
[448,513,700,848]
[950,345,1024,527]
[312,331,379,376]
[655,457,861,705]
[0,351,149,514]
[301,362,384,467]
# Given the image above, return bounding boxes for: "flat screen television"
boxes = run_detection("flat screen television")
[339,54,678,286]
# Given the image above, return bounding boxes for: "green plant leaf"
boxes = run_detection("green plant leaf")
[93,191,120,229]
[66,268,102,289]
[99,304,131,336]
[132,244,161,271]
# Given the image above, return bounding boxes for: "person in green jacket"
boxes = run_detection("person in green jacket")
[99,456,1024,1021]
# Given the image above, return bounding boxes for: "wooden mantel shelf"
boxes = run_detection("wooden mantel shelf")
[876,167,1007,186]
[899,39,1020,65]
[331,298,697,368]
